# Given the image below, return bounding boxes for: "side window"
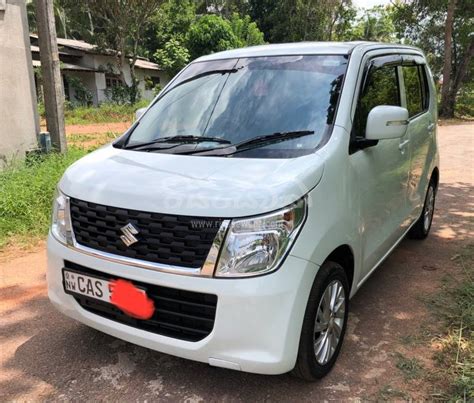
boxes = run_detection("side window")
[355,64,400,137]
[420,66,430,111]
[402,65,426,117]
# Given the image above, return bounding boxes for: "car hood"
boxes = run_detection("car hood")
[60,145,324,217]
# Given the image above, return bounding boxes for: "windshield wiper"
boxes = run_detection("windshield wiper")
[124,135,231,150]
[190,130,315,156]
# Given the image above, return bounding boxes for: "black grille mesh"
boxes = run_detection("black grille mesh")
[64,261,217,342]
[69,198,223,268]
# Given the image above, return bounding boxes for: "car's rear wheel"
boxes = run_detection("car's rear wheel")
[409,180,436,239]
[292,261,349,381]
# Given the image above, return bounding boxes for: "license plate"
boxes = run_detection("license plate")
[63,269,112,303]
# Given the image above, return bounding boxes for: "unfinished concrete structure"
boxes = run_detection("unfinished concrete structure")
[0,0,39,166]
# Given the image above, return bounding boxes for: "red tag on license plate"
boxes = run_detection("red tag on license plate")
[110,279,155,320]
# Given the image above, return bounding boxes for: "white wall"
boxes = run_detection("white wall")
[0,0,39,165]
[63,70,100,105]
[61,53,170,105]
[135,68,170,101]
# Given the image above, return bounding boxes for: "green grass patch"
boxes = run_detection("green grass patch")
[63,100,149,125]
[424,244,474,401]
[67,132,121,150]
[395,352,425,380]
[0,148,89,249]
[393,245,473,400]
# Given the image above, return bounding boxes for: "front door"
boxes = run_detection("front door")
[350,58,411,278]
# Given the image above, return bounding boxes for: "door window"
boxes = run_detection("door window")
[402,65,427,117]
[354,64,400,137]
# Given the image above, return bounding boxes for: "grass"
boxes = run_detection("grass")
[406,244,474,401]
[377,384,411,400]
[62,100,149,125]
[395,352,425,380]
[0,147,89,249]
[428,244,474,401]
[68,131,120,147]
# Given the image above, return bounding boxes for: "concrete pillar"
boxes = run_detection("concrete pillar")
[0,0,40,166]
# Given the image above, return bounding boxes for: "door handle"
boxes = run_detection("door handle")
[399,139,410,150]
[427,123,435,132]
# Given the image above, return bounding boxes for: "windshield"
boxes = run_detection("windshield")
[124,55,348,158]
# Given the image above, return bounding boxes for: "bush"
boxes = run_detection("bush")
[455,81,474,119]
[154,38,190,77]
[104,84,141,105]
[0,148,89,248]
[186,14,239,60]
[64,100,149,125]
[66,76,93,106]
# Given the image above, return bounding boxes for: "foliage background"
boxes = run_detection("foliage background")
[27,0,474,118]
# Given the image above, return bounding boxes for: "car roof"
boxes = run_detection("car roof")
[194,42,422,62]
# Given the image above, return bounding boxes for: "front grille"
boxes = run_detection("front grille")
[69,198,223,268]
[64,261,217,342]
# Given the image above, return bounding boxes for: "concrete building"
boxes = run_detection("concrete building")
[30,35,169,106]
[0,0,39,166]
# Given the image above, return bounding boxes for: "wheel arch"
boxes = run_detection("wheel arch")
[325,244,355,292]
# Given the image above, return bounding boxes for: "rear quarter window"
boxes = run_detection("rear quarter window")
[402,65,429,118]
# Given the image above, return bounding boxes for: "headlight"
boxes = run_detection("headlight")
[51,188,72,245]
[215,198,306,277]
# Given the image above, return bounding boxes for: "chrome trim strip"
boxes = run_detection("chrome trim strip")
[66,242,205,276]
[57,196,231,277]
[201,220,230,276]
[386,119,409,126]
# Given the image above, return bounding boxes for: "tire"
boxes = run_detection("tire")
[292,261,350,381]
[408,180,436,240]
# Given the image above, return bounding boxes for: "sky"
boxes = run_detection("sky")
[353,0,391,8]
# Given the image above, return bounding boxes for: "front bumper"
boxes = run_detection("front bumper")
[47,234,319,375]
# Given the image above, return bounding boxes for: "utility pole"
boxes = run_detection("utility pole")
[35,0,67,152]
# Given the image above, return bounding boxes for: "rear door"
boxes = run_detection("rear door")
[400,59,435,221]
[350,56,412,278]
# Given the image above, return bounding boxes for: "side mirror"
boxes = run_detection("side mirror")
[135,107,147,121]
[366,105,409,140]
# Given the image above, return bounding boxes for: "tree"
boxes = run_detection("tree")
[247,0,277,41]
[144,0,196,59]
[85,0,164,103]
[152,7,264,77]
[248,0,357,43]
[328,1,357,41]
[186,14,239,60]
[392,0,474,118]
[196,0,250,18]
[346,5,397,42]
[154,38,191,76]
[229,13,265,47]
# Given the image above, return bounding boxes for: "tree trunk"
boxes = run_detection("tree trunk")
[446,37,474,116]
[35,0,67,152]
[439,0,457,118]
[86,9,95,37]
[117,35,129,86]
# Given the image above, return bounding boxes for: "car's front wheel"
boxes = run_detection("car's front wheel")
[292,261,349,381]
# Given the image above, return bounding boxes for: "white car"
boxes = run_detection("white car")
[48,42,439,380]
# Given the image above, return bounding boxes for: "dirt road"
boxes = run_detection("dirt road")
[1,123,472,401]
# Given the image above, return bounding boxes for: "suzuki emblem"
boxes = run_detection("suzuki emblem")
[120,223,139,246]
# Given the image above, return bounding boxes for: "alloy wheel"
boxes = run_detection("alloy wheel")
[424,186,435,232]
[313,280,346,365]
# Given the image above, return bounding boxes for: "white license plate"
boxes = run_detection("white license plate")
[63,270,112,303]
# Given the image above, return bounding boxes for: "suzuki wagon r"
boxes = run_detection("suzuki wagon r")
[48,42,439,380]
